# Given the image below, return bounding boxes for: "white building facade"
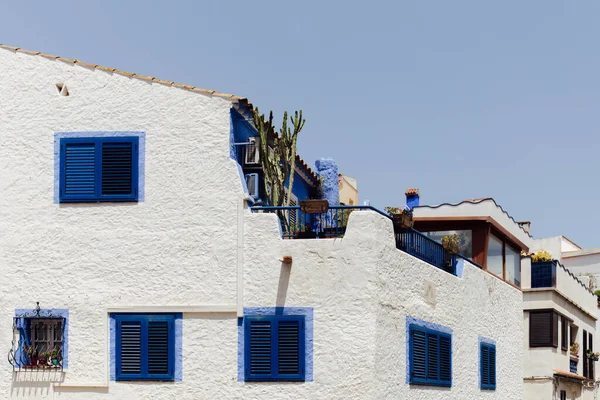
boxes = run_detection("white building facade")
[0,46,523,399]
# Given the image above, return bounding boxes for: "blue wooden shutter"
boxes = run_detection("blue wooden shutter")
[115,314,175,381]
[439,334,451,384]
[60,136,138,202]
[62,141,97,200]
[148,321,169,375]
[481,343,496,390]
[101,141,135,197]
[119,321,142,376]
[411,329,427,382]
[276,318,305,380]
[481,345,489,386]
[409,325,451,387]
[427,333,439,381]
[248,319,272,378]
[245,316,305,381]
[489,346,496,387]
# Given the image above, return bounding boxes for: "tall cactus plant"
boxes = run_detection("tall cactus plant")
[252,107,306,207]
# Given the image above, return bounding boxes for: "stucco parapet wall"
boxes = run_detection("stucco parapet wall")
[413,198,533,250]
[246,209,522,293]
[523,289,597,322]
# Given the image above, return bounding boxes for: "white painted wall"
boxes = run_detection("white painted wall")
[244,211,524,399]
[0,48,524,399]
[531,236,564,261]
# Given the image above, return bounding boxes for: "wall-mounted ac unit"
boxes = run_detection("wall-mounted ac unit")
[245,173,260,199]
[245,137,260,165]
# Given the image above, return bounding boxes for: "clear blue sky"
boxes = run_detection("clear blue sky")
[3,1,600,247]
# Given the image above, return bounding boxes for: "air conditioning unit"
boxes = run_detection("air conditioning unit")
[245,137,260,165]
[245,173,260,199]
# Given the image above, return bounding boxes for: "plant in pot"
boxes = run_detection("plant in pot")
[50,348,61,367]
[38,351,49,367]
[532,249,553,263]
[23,345,37,367]
[441,233,461,255]
[386,206,414,231]
[587,349,600,362]
[570,341,580,357]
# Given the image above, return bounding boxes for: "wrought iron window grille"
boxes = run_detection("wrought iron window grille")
[8,303,66,371]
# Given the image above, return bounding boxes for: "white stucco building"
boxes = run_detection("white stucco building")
[411,196,600,399]
[0,45,523,399]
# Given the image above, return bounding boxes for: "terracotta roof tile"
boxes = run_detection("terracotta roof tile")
[405,188,419,196]
[0,43,246,103]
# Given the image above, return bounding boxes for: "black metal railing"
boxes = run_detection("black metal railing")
[251,205,390,239]
[395,228,457,275]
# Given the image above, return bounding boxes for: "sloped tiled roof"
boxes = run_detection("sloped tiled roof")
[0,44,244,102]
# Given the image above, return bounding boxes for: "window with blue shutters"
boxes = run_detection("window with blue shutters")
[59,137,138,202]
[480,342,496,390]
[409,325,452,387]
[244,315,305,381]
[114,314,175,381]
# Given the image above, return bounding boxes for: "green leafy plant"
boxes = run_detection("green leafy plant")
[570,341,580,356]
[532,249,553,263]
[385,206,413,217]
[587,348,600,361]
[442,234,461,249]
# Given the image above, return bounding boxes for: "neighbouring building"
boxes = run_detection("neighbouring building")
[0,45,523,399]
[338,174,358,205]
[410,192,600,400]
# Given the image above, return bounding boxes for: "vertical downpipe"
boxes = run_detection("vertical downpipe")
[237,198,245,317]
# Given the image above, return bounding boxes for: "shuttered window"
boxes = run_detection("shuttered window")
[244,315,305,381]
[529,310,558,348]
[480,343,496,390]
[114,314,175,381]
[561,317,569,351]
[60,137,138,202]
[409,325,452,387]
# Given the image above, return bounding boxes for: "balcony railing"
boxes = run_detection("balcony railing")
[251,205,458,275]
[395,229,456,275]
[250,205,390,239]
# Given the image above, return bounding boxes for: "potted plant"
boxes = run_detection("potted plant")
[38,351,49,366]
[532,249,553,263]
[386,207,414,231]
[50,348,61,367]
[570,342,580,358]
[441,233,461,255]
[23,345,37,367]
[586,349,600,362]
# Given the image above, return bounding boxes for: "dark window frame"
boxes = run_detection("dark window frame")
[529,310,558,348]
[486,230,521,288]
[561,317,569,351]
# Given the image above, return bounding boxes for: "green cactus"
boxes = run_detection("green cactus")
[252,107,305,207]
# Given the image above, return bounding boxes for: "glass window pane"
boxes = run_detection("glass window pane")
[424,230,473,258]
[487,234,503,277]
[505,245,521,287]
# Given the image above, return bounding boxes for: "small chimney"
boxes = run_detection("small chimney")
[405,188,420,210]
[518,221,531,234]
